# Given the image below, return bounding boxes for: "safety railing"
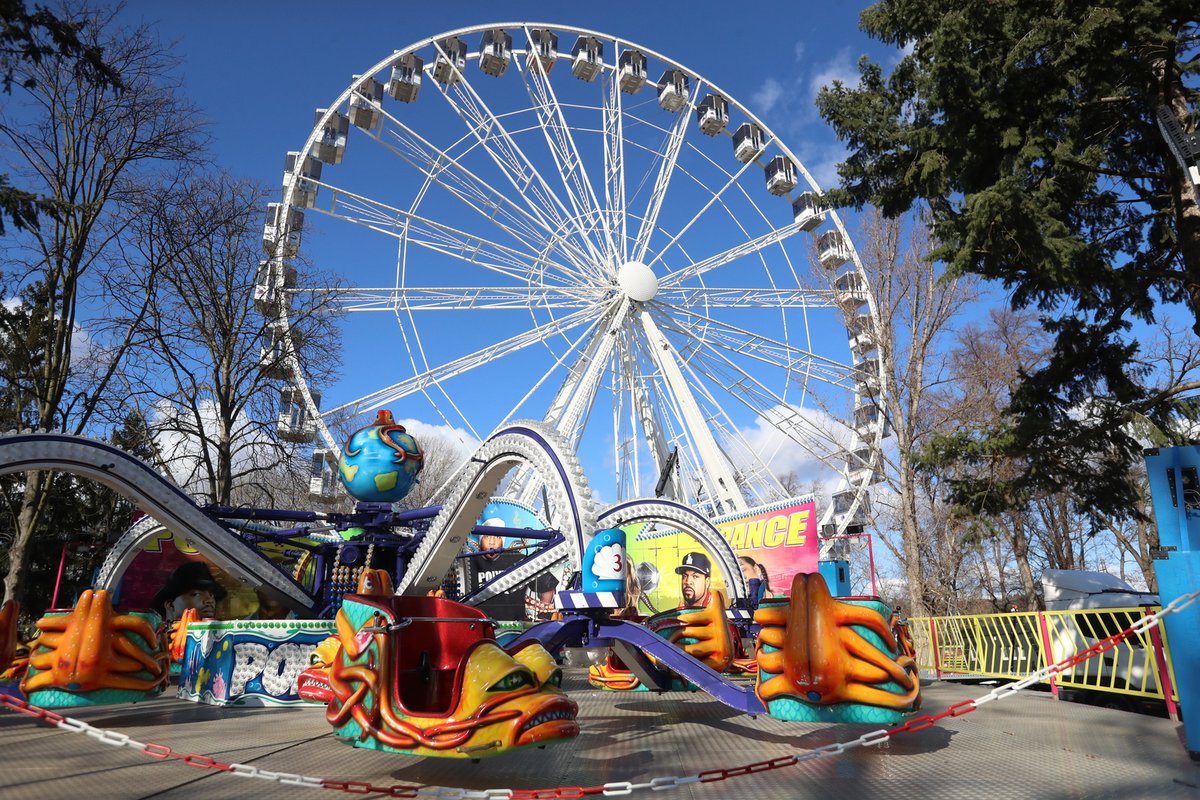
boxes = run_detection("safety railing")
[907,607,1178,717]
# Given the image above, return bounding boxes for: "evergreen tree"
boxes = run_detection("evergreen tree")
[817,1,1200,519]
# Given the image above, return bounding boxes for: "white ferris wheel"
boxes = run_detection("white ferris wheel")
[258,22,887,538]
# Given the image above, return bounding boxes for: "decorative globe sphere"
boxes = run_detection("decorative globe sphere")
[337,410,424,503]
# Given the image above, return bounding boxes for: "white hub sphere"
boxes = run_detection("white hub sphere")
[617,261,659,302]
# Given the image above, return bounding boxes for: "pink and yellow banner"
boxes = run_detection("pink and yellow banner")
[625,496,817,613]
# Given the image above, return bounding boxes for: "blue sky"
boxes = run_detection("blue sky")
[110,2,912,519]
[100,3,1188,591]
[118,2,884,193]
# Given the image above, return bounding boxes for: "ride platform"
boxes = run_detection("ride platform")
[0,670,1195,799]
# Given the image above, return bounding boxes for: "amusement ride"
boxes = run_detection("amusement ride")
[0,22,921,767]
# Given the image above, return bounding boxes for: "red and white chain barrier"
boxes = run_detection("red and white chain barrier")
[3,587,1198,799]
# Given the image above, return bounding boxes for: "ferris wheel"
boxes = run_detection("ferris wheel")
[258,22,887,538]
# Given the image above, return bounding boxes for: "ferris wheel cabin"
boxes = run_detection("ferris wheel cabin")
[830,487,870,535]
[791,192,826,231]
[853,356,882,395]
[259,322,293,380]
[732,122,765,163]
[696,94,728,136]
[817,230,851,270]
[657,69,689,112]
[571,36,603,81]
[309,448,339,503]
[834,271,868,310]
[432,36,468,85]
[527,28,558,74]
[853,399,886,440]
[262,203,304,259]
[847,311,878,360]
[349,77,384,130]
[847,445,881,484]
[479,29,512,77]
[312,110,349,165]
[284,151,322,208]
[277,387,320,444]
[618,49,647,93]
[253,257,297,316]
[764,156,797,195]
[388,53,423,102]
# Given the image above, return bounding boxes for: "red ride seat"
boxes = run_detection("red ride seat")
[372,595,495,717]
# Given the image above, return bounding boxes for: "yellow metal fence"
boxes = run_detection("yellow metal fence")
[907,607,1178,712]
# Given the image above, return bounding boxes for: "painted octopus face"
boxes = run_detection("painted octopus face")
[298,636,342,704]
[454,643,578,750]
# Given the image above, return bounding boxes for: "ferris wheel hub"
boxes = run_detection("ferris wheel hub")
[616,260,659,302]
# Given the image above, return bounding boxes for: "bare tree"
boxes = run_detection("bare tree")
[0,5,204,605]
[844,207,978,617]
[930,309,1050,609]
[397,426,475,511]
[118,172,341,507]
[931,311,1198,603]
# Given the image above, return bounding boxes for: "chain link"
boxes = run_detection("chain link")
[1,586,1195,798]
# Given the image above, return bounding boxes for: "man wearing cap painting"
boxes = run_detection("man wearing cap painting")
[152,561,227,622]
[675,551,711,609]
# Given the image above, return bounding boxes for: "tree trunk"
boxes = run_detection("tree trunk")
[898,451,930,617]
[3,471,49,606]
[1010,515,1038,609]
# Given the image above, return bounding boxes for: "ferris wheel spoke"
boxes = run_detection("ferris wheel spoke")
[662,218,810,287]
[307,285,600,313]
[321,304,603,422]
[620,328,690,499]
[427,44,609,275]
[602,64,628,263]
[366,102,598,275]
[648,308,848,460]
[656,287,837,308]
[645,144,768,272]
[307,179,581,285]
[506,304,628,507]
[631,80,701,263]
[663,304,857,390]
[516,30,617,266]
[633,307,746,513]
[633,343,783,503]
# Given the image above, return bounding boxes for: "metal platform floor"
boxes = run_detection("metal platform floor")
[1,672,1197,799]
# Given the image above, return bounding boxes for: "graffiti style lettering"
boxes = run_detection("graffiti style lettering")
[763,514,789,547]
[720,511,810,551]
[745,519,765,548]
[786,509,810,546]
[261,643,308,696]
[140,529,200,555]
[230,643,269,696]
[725,523,745,549]
[229,641,311,697]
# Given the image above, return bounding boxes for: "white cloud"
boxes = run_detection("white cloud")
[808,48,861,104]
[793,42,806,63]
[391,416,479,456]
[150,398,276,491]
[751,78,785,115]
[792,139,850,191]
[732,404,854,501]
